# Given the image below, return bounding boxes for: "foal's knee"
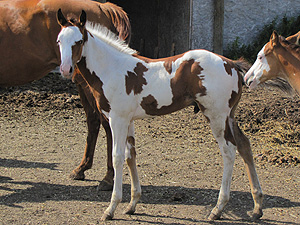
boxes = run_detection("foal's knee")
[113,154,125,169]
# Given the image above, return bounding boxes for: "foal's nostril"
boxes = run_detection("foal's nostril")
[69,67,73,74]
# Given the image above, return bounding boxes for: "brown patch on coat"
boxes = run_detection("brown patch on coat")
[228,91,239,108]
[223,61,233,76]
[217,54,238,76]
[125,62,148,95]
[127,136,136,157]
[171,59,206,97]
[133,53,184,75]
[224,117,236,146]
[77,57,110,112]
[163,54,185,74]
[140,59,206,116]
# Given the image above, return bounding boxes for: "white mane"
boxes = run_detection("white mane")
[85,22,137,55]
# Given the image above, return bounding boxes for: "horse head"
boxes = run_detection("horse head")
[56,9,87,79]
[244,31,285,89]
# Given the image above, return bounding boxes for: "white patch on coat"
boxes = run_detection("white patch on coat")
[195,51,239,121]
[244,45,270,89]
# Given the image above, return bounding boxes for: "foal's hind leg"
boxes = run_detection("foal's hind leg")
[208,116,237,220]
[231,119,263,220]
[124,122,141,215]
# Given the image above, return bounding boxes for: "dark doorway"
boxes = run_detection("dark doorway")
[108,0,190,58]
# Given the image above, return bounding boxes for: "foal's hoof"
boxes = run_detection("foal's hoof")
[97,180,113,192]
[250,209,263,221]
[208,207,221,221]
[124,207,135,215]
[101,213,113,221]
[69,170,85,180]
[208,212,221,221]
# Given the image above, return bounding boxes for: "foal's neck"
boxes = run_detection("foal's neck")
[277,45,300,94]
[82,31,136,73]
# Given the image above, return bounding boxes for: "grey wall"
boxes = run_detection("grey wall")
[191,0,300,52]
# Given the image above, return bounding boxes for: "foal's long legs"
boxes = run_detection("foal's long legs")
[231,119,263,219]
[208,114,263,220]
[208,116,237,220]
[102,115,130,221]
[124,122,141,215]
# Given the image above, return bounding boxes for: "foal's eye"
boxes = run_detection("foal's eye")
[77,40,83,45]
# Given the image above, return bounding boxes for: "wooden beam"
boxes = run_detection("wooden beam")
[213,0,224,54]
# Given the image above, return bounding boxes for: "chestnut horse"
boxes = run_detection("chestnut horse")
[0,0,131,190]
[245,31,300,94]
[57,10,263,221]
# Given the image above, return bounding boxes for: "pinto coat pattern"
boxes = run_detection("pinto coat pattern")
[56,10,263,221]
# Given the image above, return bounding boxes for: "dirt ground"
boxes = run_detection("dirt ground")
[0,73,299,225]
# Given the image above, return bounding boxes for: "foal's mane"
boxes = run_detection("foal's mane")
[85,22,137,55]
[279,35,300,61]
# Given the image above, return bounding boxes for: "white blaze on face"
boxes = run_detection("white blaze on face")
[57,26,83,77]
[244,45,270,89]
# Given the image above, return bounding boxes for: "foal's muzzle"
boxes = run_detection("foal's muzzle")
[60,64,74,79]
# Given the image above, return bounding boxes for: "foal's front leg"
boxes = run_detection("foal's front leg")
[101,115,130,221]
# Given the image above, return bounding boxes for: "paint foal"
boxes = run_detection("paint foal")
[57,10,263,221]
[245,31,300,94]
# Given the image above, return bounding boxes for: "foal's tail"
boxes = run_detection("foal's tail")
[233,58,251,76]
[232,58,251,85]
[99,2,131,43]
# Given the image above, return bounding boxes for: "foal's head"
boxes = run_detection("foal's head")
[56,9,87,78]
[244,31,286,89]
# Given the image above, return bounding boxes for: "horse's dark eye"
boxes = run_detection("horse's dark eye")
[78,40,83,45]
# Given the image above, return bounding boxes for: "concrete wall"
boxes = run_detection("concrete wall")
[191,0,300,52]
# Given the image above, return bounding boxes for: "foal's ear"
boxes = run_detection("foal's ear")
[79,10,87,27]
[57,8,68,26]
[270,30,279,47]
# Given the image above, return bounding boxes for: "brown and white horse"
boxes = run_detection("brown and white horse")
[244,31,300,94]
[57,10,263,221]
[0,0,131,190]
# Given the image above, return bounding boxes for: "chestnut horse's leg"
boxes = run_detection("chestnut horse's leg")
[231,118,263,220]
[124,122,141,215]
[70,73,114,191]
[208,115,237,220]
[98,113,114,191]
[69,81,100,180]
